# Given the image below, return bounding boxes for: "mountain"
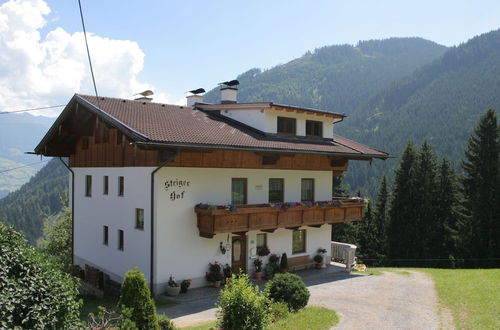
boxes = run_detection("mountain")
[0,158,68,243]
[0,112,56,195]
[205,37,448,116]
[338,29,500,194]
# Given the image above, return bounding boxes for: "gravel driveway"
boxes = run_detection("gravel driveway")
[309,271,445,329]
[166,270,447,329]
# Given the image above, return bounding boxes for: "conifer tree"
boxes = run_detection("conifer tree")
[414,141,438,259]
[460,109,499,266]
[388,142,418,264]
[373,175,389,261]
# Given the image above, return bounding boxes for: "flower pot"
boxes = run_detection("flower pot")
[280,268,288,273]
[265,274,273,280]
[255,272,263,280]
[166,286,181,296]
[315,263,322,269]
[214,280,221,288]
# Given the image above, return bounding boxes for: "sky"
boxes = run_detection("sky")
[1,0,500,117]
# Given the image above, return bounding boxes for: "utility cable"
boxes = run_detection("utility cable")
[0,105,65,115]
[0,160,50,175]
[77,0,99,102]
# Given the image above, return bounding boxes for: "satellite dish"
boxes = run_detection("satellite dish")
[134,90,154,97]
[188,88,206,95]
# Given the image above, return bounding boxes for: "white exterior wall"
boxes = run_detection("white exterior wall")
[221,109,267,132]
[264,109,334,139]
[73,167,152,283]
[154,167,332,292]
[220,109,334,138]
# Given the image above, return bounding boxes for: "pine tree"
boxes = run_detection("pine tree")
[460,109,500,266]
[432,159,461,266]
[388,142,419,264]
[373,175,389,262]
[414,141,438,259]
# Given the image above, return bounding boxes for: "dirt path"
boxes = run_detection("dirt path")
[169,270,448,329]
[309,271,445,329]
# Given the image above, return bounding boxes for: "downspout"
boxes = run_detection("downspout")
[59,157,75,266]
[150,151,178,295]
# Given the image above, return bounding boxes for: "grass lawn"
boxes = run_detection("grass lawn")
[421,268,500,330]
[80,295,177,319]
[366,267,500,329]
[182,306,339,330]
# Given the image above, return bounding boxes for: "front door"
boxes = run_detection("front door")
[231,235,247,274]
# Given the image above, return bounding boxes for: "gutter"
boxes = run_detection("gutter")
[59,157,75,266]
[150,151,178,295]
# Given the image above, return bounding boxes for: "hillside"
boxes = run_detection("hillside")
[0,157,37,199]
[205,37,448,116]
[338,29,500,194]
[0,158,68,243]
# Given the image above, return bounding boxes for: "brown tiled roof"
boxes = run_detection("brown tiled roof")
[50,94,388,158]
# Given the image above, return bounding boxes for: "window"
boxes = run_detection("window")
[269,178,284,203]
[116,131,123,145]
[256,233,267,250]
[103,226,108,245]
[135,208,144,230]
[306,120,323,138]
[82,137,89,150]
[118,176,124,196]
[301,178,314,202]
[103,176,109,195]
[118,230,124,251]
[277,117,296,135]
[85,175,92,197]
[231,178,247,204]
[292,229,306,254]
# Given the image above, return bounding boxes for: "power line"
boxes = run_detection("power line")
[77,0,99,101]
[0,105,65,115]
[0,160,50,175]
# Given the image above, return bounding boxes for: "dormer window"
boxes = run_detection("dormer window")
[306,120,323,138]
[277,117,296,135]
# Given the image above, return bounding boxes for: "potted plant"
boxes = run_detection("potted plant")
[206,262,223,288]
[280,253,288,273]
[223,264,232,285]
[268,253,280,265]
[254,258,263,280]
[257,246,270,257]
[166,276,181,296]
[263,264,274,280]
[313,254,323,269]
[318,248,328,268]
[180,279,191,293]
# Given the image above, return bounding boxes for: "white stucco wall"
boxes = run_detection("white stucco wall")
[72,166,334,294]
[73,167,152,283]
[220,108,335,138]
[154,167,333,292]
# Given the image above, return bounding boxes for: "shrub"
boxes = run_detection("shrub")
[158,314,177,330]
[280,253,288,270]
[119,267,159,330]
[269,301,290,322]
[216,273,271,329]
[313,254,323,263]
[0,222,82,329]
[265,273,310,312]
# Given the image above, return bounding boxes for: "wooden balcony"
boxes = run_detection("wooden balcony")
[195,199,367,238]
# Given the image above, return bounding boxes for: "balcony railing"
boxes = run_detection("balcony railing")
[195,198,367,238]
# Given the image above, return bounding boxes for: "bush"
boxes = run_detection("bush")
[216,273,271,329]
[158,314,177,330]
[265,273,310,312]
[39,205,72,271]
[0,222,82,329]
[269,301,290,322]
[119,267,159,330]
[280,253,288,270]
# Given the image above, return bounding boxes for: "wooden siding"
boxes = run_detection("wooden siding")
[69,129,349,173]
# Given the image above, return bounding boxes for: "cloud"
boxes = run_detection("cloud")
[0,0,169,116]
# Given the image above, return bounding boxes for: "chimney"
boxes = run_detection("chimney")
[220,86,237,104]
[186,94,204,107]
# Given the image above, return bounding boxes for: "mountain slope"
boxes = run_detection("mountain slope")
[0,158,68,243]
[205,37,447,116]
[338,29,500,194]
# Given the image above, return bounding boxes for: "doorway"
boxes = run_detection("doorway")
[231,235,247,274]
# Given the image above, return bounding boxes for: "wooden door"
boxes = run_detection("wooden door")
[231,235,247,274]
